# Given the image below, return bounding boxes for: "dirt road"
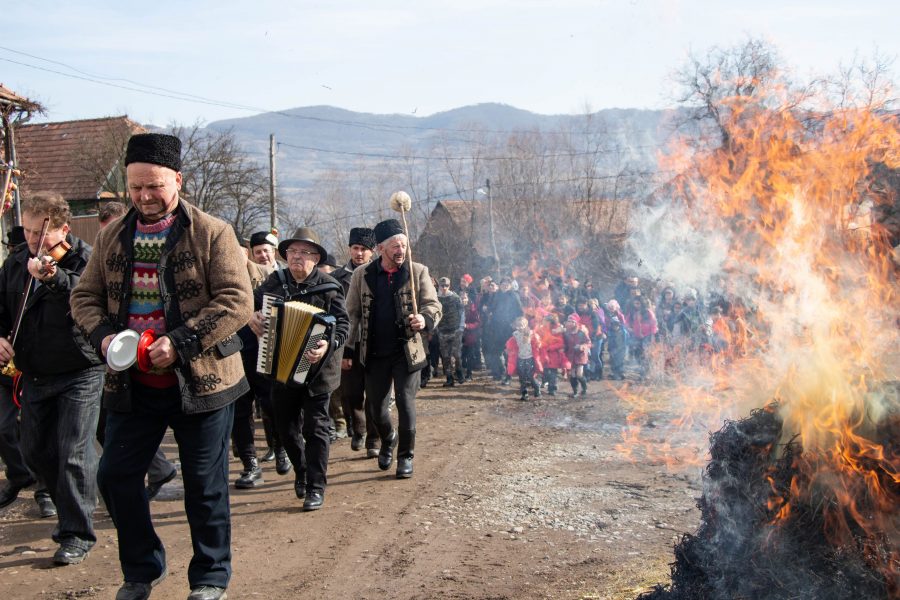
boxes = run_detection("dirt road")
[0,373,702,599]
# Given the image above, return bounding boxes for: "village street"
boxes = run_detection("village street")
[0,372,703,600]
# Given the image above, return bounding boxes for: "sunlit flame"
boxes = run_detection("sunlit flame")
[619,78,899,585]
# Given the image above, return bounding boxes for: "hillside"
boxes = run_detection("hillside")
[205,103,676,201]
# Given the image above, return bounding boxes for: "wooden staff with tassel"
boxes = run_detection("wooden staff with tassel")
[389,191,417,314]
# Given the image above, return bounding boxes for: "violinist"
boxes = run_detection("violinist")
[0,192,104,566]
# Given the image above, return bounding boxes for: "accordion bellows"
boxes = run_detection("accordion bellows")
[257,295,336,386]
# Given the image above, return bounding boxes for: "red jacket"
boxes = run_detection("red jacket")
[536,323,570,370]
[505,333,543,376]
[626,310,658,340]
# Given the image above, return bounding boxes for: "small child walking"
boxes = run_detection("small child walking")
[505,317,543,400]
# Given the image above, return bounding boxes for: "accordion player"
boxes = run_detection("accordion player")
[256,294,336,386]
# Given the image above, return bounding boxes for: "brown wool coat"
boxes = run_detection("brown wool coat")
[70,200,254,414]
[345,259,441,369]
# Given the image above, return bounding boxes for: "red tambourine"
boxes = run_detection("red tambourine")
[136,329,156,372]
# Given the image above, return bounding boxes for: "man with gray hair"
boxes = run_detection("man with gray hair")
[344,218,441,479]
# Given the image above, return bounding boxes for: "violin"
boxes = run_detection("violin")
[36,238,71,275]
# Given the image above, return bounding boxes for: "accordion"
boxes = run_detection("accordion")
[256,294,336,386]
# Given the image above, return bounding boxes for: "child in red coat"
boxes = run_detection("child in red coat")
[536,313,569,396]
[505,316,543,400]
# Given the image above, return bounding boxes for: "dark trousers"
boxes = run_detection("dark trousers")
[271,385,330,492]
[97,406,176,485]
[20,366,103,551]
[335,358,377,447]
[231,358,275,462]
[0,382,32,485]
[99,382,233,588]
[517,358,540,396]
[365,353,419,458]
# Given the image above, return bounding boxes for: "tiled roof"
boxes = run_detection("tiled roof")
[0,84,42,112]
[14,116,144,201]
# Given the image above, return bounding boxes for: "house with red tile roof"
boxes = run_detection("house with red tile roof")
[15,115,144,243]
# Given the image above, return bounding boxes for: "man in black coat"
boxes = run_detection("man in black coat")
[249,227,349,511]
[0,193,104,565]
[331,227,378,456]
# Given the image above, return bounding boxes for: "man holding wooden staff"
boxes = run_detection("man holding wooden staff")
[344,202,441,480]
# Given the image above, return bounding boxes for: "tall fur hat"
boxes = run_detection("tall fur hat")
[348,227,376,250]
[125,133,182,172]
[373,219,404,244]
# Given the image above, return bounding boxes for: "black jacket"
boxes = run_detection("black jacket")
[0,235,102,376]
[254,266,349,396]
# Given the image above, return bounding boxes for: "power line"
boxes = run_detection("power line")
[275,140,666,162]
[1,46,675,137]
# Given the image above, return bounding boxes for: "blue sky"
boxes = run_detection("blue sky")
[2,1,896,126]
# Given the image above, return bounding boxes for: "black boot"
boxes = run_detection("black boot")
[396,430,415,479]
[275,447,292,475]
[235,457,263,489]
[378,430,398,471]
[569,377,578,397]
[455,369,464,384]
[442,375,454,387]
[579,377,588,396]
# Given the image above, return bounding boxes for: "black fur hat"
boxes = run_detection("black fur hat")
[125,133,182,172]
[348,227,376,250]
[373,219,404,244]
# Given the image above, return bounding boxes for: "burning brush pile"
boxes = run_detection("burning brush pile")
[639,401,898,599]
[629,62,900,599]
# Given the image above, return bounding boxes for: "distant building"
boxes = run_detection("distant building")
[15,115,144,243]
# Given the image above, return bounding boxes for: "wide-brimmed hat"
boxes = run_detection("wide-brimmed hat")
[277,227,327,264]
[322,251,340,269]
[4,225,25,247]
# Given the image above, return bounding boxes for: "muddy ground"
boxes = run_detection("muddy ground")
[0,370,706,599]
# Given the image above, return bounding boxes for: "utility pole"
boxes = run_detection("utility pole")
[269,134,277,231]
[486,178,500,277]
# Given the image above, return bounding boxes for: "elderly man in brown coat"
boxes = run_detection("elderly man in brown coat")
[71,133,252,600]
[344,218,441,480]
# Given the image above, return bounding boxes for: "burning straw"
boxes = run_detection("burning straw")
[638,401,898,600]
[625,61,900,599]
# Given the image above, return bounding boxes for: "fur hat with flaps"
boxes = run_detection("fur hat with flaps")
[125,133,182,172]
[277,227,327,264]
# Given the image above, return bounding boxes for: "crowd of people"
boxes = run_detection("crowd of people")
[418,270,756,400]
[0,131,757,600]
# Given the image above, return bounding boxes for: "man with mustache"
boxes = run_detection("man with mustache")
[344,219,441,479]
[71,133,253,600]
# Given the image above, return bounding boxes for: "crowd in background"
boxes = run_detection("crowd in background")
[421,269,757,398]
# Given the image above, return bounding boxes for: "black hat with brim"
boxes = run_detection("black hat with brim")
[5,225,25,247]
[277,227,327,264]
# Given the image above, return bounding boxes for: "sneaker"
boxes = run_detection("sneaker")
[366,448,380,459]
[187,585,227,600]
[53,543,89,565]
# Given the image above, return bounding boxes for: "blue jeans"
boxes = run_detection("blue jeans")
[99,382,234,588]
[19,366,104,551]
